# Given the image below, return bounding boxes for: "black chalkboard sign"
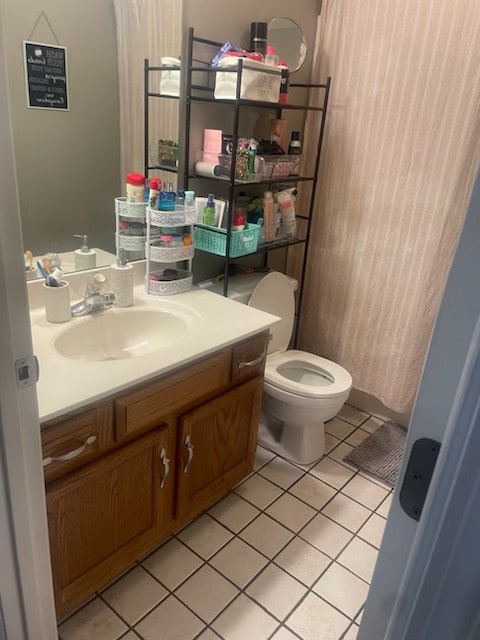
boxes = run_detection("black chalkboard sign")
[24,41,69,110]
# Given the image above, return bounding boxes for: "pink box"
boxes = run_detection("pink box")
[203,129,223,162]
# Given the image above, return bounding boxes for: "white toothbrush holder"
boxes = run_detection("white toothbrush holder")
[110,263,134,307]
[44,281,71,323]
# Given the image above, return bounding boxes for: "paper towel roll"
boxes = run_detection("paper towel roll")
[195,161,222,178]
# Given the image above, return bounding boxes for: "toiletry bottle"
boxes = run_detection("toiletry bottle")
[126,173,146,203]
[176,189,185,206]
[185,190,195,209]
[148,177,162,208]
[233,193,248,231]
[278,61,289,104]
[73,235,97,270]
[288,131,302,155]
[203,193,216,225]
[262,191,276,242]
[250,22,267,57]
[248,140,257,178]
[233,212,246,231]
[159,181,175,211]
[265,45,279,66]
[111,251,133,307]
[167,182,177,210]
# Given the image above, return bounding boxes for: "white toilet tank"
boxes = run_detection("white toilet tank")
[198,271,297,305]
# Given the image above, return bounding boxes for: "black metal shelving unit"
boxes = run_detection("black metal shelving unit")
[184,28,331,345]
[143,60,180,179]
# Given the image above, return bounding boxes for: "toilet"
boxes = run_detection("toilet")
[242,271,352,465]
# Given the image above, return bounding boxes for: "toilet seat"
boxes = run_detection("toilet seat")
[266,350,352,399]
[247,271,352,400]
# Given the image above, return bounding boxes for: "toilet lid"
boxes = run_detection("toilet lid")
[248,272,294,354]
[265,350,353,398]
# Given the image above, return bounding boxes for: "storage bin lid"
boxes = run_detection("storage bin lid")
[248,272,295,353]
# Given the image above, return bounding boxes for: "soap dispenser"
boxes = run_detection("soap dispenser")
[73,235,97,270]
[110,250,133,307]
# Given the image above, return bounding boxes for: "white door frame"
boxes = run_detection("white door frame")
[0,7,58,639]
[360,170,480,640]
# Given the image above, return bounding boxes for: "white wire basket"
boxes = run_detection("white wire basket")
[115,197,147,219]
[145,269,193,296]
[116,234,147,252]
[147,205,196,227]
[148,244,194,262]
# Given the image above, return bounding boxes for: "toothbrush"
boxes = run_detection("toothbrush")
[36,260,49,280]
[42,256,52,274]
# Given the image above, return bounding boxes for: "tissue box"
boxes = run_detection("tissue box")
[214,57,281,103]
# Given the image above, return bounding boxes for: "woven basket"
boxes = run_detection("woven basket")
[149,244,194,263]
[115,197,147,219]
[148,206,196,228]
[146,269,192,296]
[193,223,261,258]
[116,234,146,252]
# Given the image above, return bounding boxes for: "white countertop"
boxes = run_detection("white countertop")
[31,282,279,423]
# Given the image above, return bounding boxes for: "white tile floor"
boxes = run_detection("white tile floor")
[58,405,394,640]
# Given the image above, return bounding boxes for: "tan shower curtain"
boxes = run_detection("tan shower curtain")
[294,0,480,413]
[113,0,182,183]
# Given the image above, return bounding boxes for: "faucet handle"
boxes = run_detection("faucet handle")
[85,272,108,296]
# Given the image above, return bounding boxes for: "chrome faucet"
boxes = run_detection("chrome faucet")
[71,272,116,317]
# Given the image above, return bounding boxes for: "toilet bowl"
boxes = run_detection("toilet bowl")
[244,271,352,465]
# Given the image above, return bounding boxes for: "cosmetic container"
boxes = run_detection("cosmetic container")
[111,261,134,307]
[185,190,195,209]
[148,177,162,208]
[250,22,267,56]
[248,140,257,177]
[203,194,216,225]
[278,61,289,104]
[126,173,146,203]
[262,191,276,242]
[265,45,279,66]
[159,182,176,211]
[288,132,302,155]
[44,280,71,323]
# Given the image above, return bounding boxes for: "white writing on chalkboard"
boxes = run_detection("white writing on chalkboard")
[24,41,69,111]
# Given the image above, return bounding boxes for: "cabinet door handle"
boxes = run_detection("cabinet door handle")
[42,435,97,467]
[183,434,194,473]
[237,355,264,369]
[160,447,170,489]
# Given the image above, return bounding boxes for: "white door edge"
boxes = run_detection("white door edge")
[0,8,58,639]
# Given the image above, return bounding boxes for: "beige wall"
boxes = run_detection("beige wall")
[3,0,120,256]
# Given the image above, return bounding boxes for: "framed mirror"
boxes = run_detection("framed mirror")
[2,0,182,280]
[268,17,307,72]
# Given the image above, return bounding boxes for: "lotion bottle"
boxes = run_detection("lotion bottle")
[73,235,96,270]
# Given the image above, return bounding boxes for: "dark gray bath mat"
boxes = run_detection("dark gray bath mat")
[344,420,407,487]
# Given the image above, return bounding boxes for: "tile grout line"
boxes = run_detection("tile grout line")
[59,408,380,640]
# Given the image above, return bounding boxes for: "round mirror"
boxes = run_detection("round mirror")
[268,17,307,72]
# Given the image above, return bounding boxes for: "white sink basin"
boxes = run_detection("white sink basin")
[54,308,188,361]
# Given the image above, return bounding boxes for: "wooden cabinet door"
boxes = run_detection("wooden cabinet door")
[46,427,173,616]
[176,376,263,520]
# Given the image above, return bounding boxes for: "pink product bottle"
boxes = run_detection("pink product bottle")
[265,45,279,66]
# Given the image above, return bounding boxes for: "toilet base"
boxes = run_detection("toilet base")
[258,409,326,466]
